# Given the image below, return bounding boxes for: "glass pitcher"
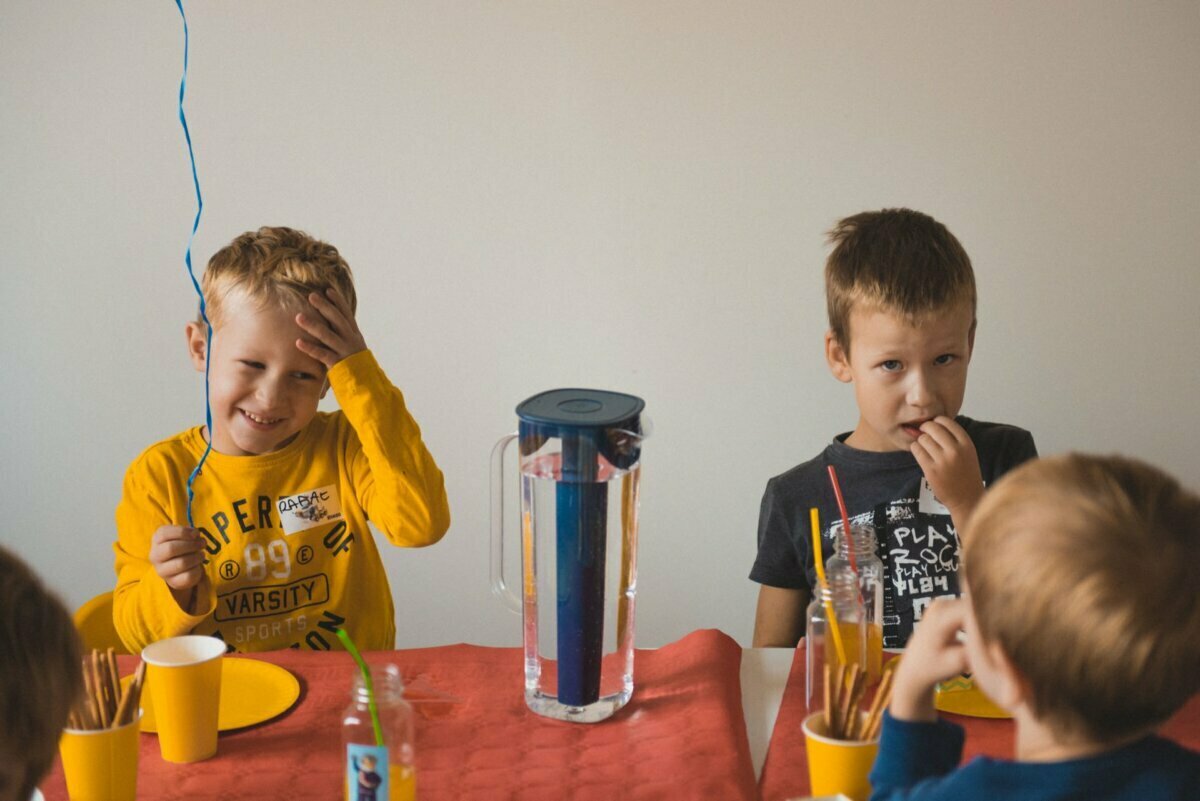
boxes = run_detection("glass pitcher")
[491,389,647,723]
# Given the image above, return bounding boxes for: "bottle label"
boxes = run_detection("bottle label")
[346,744,389,801]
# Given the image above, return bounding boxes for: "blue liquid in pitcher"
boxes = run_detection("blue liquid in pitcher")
[520,458,639,723]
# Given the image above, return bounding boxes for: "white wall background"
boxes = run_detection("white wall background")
[2,1,1197,649]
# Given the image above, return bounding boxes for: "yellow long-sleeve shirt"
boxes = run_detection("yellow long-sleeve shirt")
[113,350,450,653]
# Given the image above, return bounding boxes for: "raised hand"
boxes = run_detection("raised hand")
[889,596,969,722]
[912,415,984,527]
[295,287,367,369]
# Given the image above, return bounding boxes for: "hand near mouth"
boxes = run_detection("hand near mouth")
[911,415,984,531]
[889,596,970,723]
[294,287,368,369]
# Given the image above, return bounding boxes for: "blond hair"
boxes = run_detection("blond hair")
[201,226,356,326]
[825,208,975,350]
[964,454,1200,742]
[0,546,83,800]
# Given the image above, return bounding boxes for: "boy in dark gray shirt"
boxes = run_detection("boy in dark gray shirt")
[750,209,1036,648]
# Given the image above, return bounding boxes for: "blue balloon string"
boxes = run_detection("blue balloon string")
[175,0,212,528]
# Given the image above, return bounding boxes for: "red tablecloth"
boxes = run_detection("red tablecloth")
[758,644,1200,801]
[43,629,757,800]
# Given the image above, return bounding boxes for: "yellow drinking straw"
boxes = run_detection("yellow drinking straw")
[811,507,847,666]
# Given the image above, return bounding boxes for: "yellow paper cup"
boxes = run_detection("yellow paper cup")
[802,711,879,801]
[59,712,141,801]
[142,635,225,763]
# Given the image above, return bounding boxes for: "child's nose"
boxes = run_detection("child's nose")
[255,377,284,406]
[906,370,935,408]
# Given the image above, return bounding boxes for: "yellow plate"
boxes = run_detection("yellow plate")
[123,657,300,732]
[934,677,1011,719]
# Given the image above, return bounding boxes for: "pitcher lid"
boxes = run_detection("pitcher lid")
[516,388,644,431]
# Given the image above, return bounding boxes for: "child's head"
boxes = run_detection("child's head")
[825,208,975,352]
[0,546,83,801]
[186,226,357,456]
[964,454,1200,744]
[823,209,977,452]
[200,225,356,327]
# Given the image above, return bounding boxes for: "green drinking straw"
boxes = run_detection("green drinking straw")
[335,628,384,747]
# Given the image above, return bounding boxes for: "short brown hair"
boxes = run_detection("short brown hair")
[964,454,1200,743]
[0,546,83,800]
[201,226,356,326]
[825,208,976,350]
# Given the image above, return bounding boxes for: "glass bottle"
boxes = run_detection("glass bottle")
[826,520,884,683]
[805,569,866,711]
[342,664,417,801]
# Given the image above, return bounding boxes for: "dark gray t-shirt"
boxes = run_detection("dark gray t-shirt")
[750,416,1037,648]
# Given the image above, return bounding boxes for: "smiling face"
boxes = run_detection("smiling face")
[187,289,327,456]
[826,300,975,452]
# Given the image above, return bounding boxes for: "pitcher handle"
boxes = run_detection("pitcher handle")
[490,432,522,613]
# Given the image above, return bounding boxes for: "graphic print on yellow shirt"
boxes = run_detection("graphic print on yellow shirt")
[113,350,450,654]
[202,483,360,652]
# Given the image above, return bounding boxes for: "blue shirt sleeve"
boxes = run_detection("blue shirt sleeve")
[869,712,965,801]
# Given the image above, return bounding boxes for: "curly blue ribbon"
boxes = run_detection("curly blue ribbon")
[175,0,212,528]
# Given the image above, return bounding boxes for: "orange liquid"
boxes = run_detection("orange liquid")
[829,622,884,684]
[390,764,417,801]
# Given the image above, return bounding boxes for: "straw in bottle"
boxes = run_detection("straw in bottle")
[811,507,847,666]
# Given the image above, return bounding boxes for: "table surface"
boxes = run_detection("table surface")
[740,647,794,777]
[40,639,1198,800]
[43,631,764,801]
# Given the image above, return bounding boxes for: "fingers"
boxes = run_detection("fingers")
[916,416,969,454]
[920,597,968,643]
[294,289,366,366]
[295,306,343,349]
[320,286,353,318]
[294,336,338,366]
[896,597,969,694]
[304,289,353,336]
[150,526,208,589]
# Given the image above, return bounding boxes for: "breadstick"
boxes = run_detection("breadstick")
[107,648,122,719]
[823,662,834,734]
[837,664,861,739]
[96,651,114,727]
[114,662,146,727]
[81,662,99,729]
[828,662,844,738]
[95,651,115,724]
[846,668,870,739]
[862,666,895,741]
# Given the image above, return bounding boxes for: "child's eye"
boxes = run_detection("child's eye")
[240,360,265,370]
[292,372,318,381]
[880,360,902,372]
[934,354,956,366]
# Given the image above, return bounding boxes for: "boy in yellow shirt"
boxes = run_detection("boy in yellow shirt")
[113,226,450,653]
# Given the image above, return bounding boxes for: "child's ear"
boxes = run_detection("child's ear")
[825,330,853,383]
[185,321,208,372]
[967,319,977,362]
[320,378,330,400]
[981,639,1027,712]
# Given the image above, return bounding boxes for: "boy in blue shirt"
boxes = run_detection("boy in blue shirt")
[873,453,1200,800]
[752,208,1036,648]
